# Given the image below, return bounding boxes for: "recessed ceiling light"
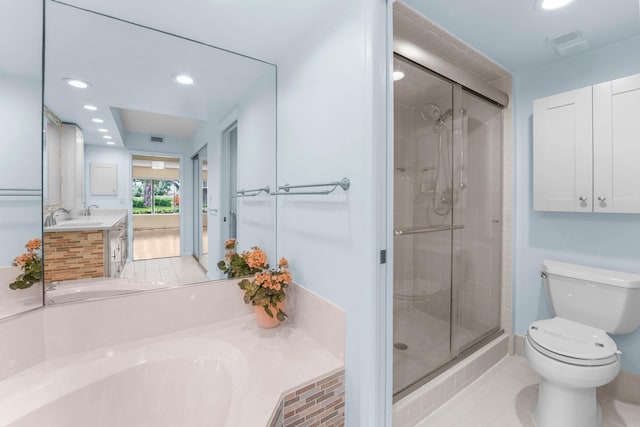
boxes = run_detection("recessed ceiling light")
[106,141,115,145]
[174,74,194,85]
[393,71,405,81]
[92,118,104,123]
[98,128,108,133]
[535,0,574,10]
[83,104,97,111]
[103,135,112,139]
[64,78,90,89]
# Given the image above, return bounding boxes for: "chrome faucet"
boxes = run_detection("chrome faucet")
[44,208,70,227]
[85,204,100,216]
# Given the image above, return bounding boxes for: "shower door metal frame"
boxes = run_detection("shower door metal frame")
[392,53,504,401]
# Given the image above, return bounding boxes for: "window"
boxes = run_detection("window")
[132,179,180,214]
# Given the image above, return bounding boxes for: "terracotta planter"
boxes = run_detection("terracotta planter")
[254,302,284,329]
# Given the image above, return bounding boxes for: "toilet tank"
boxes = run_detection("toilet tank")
[542,260,640,334]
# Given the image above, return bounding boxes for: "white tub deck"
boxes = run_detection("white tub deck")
[0,314,343,427]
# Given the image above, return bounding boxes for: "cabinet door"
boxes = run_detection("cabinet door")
[533,87,593,211]
[594,74,640,213]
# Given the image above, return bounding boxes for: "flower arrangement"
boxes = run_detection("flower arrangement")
[238,257,291,321]
[218,239,291,322]
[217,239,267,278]
[9,238,42,290]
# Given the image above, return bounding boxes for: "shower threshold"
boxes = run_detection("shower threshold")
[393,328,504,402]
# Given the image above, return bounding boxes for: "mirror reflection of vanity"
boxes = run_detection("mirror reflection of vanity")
[0,0,277,316]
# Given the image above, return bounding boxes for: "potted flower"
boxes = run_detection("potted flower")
[217,239,267,278]
[218,240,291,328]
[238,257,291,328]
[9,238,42,290]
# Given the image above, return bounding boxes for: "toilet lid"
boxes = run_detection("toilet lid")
[527,317,619,366]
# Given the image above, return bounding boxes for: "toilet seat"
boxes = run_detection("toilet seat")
[527,317,619,366]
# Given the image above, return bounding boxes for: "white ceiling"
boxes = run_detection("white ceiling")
[119,109,202,139]
[403,0,640,73]
[52,0,340,65]
[44,1,275,147]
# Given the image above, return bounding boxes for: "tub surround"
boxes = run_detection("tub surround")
[0,315,343,427]
[0,310,44,382]
[0,267,42,320]
[269,369,346,427]
[0,279,345,426]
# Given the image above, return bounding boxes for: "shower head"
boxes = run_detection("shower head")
[420,103,442,121]
[440,108,453,121]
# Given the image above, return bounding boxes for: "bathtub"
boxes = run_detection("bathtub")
[0,337,248,427]
[45,277,166,304]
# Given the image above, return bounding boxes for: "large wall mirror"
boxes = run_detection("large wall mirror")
[40,0,276,305]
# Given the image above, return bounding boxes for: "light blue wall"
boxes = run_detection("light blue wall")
[514,35,640,373]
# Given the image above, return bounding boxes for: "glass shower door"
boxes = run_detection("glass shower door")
[392,53,503,398]
[393,54,456,395]
[451,89,503,353]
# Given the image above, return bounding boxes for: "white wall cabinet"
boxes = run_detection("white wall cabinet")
[534,72,640,213]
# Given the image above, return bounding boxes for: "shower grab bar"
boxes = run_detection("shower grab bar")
[231,186,270,198]
[271,177,350,196]
[0,188,42,197]
[394,224,464,236]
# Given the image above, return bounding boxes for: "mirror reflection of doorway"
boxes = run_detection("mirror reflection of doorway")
[130,154,181,261]
[222,123,238,244]
[192,146,208,270]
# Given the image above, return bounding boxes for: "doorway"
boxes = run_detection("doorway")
[130,154,181,260]
[192,146,208,270]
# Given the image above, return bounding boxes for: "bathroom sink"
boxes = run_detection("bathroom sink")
[46,221,104,230]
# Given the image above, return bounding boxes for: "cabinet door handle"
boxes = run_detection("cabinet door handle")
[578,196,587,202]
[598,196,607,202]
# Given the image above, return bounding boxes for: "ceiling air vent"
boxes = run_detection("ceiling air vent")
[150,135,164,143]
[547,29,590,57]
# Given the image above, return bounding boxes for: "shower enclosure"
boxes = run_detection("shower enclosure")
[393,54,503,397]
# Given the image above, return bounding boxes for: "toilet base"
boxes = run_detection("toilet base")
[533,379,602,427]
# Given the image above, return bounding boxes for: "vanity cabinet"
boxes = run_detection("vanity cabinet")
[533,72,640,213]
[107,218,128,278]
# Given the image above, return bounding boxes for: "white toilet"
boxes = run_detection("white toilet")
[524,260,640,427]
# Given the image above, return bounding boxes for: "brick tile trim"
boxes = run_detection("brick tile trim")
[268,368,345,427]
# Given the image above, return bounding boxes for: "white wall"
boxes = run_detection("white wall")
[514,35,640,374]
[235,73,277,260]
[84,145,131,209]
[199,70,277,278]
[0,73,42,266]
[276,0,388,424]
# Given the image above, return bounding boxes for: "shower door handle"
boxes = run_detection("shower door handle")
[394,224,464,236]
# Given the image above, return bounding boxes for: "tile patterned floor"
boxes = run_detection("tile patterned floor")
[416,356,640,427]
[120,256,209,285]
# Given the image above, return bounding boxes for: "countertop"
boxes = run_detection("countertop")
[44,210,127,232]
